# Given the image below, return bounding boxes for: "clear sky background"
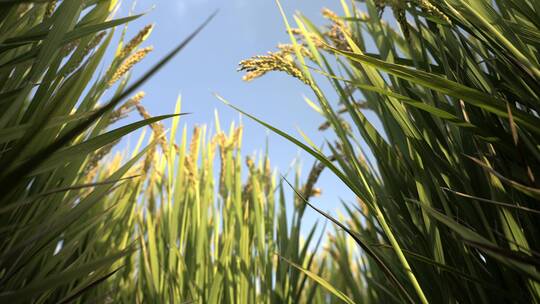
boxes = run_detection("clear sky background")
[112,0,361,235]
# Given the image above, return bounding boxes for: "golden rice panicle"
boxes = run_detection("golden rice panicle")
[109,46,153,87]
[134,97,151,121]
[321,7,350,33]
[126,90,146,108]
[325,25,349,50]
[216,131,227,149]
[302,161,326,199]
[231,126,243,149]
[417,0,451,23]
[133,96,169,155]
[321,7,353,50]
[184,155,195,184]
[287,28,303,36]
[238,51,312,85]
[289,30,325,51]
[213,132,228,192]
[285,28,326,49]
[189,126,201,159]
[119,24,154,59]
[277,43,316,61]
[184,127,201,184]
[321,8,341,25]
[238,54,274,81]
[110,91,146,124]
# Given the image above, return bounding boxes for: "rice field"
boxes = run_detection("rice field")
[0,0,539,303]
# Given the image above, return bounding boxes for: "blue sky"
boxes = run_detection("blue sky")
[113,1,359,233]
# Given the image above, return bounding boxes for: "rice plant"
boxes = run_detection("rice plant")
[0,1,210,302]
[237,0,540,303]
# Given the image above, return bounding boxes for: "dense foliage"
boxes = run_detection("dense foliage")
[0,1,210,302]
[1,0,539,303]
[239,0,540,303]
